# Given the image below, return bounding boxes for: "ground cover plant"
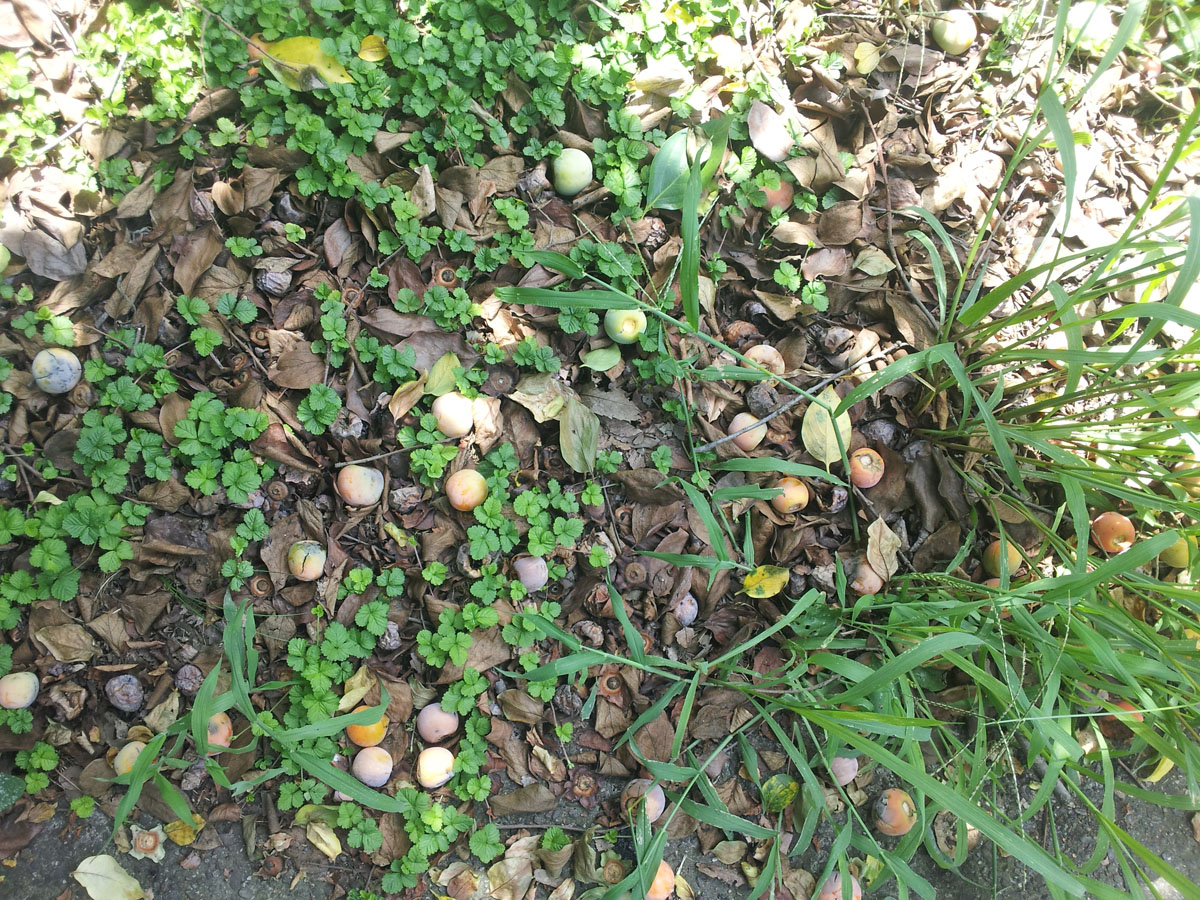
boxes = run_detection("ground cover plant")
[1,0,1200,899]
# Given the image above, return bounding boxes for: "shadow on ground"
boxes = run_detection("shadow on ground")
[2,770,1196,899]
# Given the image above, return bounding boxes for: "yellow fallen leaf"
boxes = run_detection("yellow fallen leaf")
[801,385,851,466]
[72,855,145,900]
[1145,755,1175,783]
[306,820,342,860]
[337,665,374,712]
[358,34,386,62]
[854,42,881,75]
[251,36,353,92]
[742,565,789,599]
[165,813,206,846]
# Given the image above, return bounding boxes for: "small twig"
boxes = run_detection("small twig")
[334,439,457,468]
[861,104,941,335]
[693,348,894,454]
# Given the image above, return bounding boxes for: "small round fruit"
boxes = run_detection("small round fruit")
[670,592,698,626]
[848,448,885,489]
[851,561,884,595]
[105,674,143,712]
[728,412,767,451]
[1159,536,1193,569]
[416,746,455,789]
[552,148,593,198]
[336,465,384,506]
[416,702,459,743]
[1174,458,1200,497]
[346,705,389,747]
[646,860,675,900]
[875,788,918,836]
[1092,511,1135,554]
[982,539,1022,576]
[113,741,147,777]
[760,180,794,214]
[743,344,786,376]
[431,392,474,438]
[446,468,488,512]
[512,556,549,592]
[815,872,862,900]
[31,348,82,394]
[621,778,666,823]
[207,712,233,751]
[931,9,977,55]
[829,756,859,787]
[0,672,40,709]
[288,541,326,581]
[352,746,394,787]
[771,477,809,514]
[604,308,647,345]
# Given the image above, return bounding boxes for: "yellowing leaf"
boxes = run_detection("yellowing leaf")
[424,352,461,396]
[854,42,881,75]
[165,814,206,846]
[254,36,353,92]
[1145,756,1175,783]
[801,385,851,465]
[742,565,789,599]
[357,34,386,62]
[337,665,374,712]
[306,820,342,860]
[72,854,145,900]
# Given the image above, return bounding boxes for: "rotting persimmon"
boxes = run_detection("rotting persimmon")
[848,448,884,489]
[875,788,918,836]
[1092,511,1135,554]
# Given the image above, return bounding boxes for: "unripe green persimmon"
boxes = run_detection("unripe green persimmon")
[552,148,593,197]
[932,9,977,55]
[604,308,647,344]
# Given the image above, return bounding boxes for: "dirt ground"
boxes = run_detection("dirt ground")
[3,768,1196,900]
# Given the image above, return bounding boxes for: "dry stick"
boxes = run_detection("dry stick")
[692,348,895,455]
[860,105,941,335]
